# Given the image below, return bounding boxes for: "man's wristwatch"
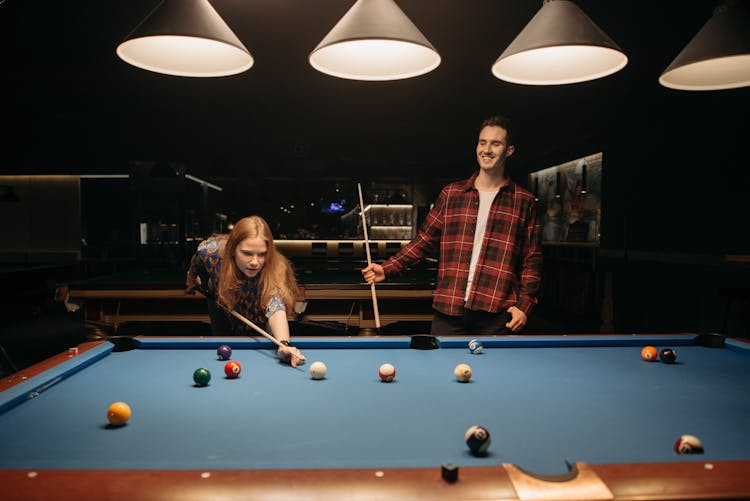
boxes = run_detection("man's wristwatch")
[279,340,291,347]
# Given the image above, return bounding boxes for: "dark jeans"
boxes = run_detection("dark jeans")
[430,308,511,335]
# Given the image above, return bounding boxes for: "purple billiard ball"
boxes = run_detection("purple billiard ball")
[217,344,232,361]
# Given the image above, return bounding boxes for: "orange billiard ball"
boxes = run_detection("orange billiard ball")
[107,401,131,426]
[224,361,242,379]
[641,346,658,362]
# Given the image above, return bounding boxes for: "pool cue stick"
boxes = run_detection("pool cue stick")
[357,183,381,333]
[196,286,306,364]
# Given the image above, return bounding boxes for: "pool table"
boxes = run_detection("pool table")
[66,261,436,332]
[2,333,749,500]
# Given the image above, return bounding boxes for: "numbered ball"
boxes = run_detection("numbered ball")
[310,361,327,380]
[465,425,491,455]
[379,363,396,382]
[674,434,704,454]
[217,344,232,360]
[641,346,658,362]
[193,367,211,386]
[454,363,472,382]
[107,401,131,426]
[224,361,242,379]
[659,348,677,364]
[468,339,484,354]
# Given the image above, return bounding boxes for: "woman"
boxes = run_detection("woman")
[186,216,305,367]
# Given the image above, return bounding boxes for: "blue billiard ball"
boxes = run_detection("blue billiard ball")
[468,339,484,354]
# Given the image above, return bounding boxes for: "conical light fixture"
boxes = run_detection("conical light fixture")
[309,0,440,81]
[659,1,750,91]
[492,0,627,85]
[116,0,253,77]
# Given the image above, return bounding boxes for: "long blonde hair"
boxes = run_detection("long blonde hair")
[217,216,298,317]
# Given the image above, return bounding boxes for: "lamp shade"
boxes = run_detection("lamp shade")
[492,0,627,85]
[116,0,253,77]
[659,1,750,91]
[309,0,440,81]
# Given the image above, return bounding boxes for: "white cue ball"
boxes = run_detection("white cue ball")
[310,361,327,380]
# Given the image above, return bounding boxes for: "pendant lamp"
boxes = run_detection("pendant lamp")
[309,0,440,81]
[659,1,750,91]
[116,0,253,77]
[492,0,627,85]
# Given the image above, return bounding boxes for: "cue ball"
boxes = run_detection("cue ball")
[454,363,472,382]
[193,367,211,386]
[674,434,704,454]
[217,344,232,360]
[379,363,396,382]
[310,361,327,380]
[641,346,658,361]
[107,401,131,426]
[659,348,677,364]
[468,339,484,354]
[465,425,491,455]
[224,361,242,378]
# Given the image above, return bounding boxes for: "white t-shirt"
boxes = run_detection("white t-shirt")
[465,190,498,301]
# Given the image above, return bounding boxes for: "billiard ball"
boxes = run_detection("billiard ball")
[468,339,484,354]
[465,425,491,455]
[660,348,677,364]
[454,363,472,382]
[224,360,242,378]
[107,401,131,426]
[217,344,232,361]
[641,346,658,361]
[674,434,704,454]
[193,368,211,386]
[379,363,396,382]
[310,361,327,380]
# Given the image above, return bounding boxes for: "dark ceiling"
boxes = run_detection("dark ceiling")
[1,0,748,180]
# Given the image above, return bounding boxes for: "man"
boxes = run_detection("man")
[362,115,542,334]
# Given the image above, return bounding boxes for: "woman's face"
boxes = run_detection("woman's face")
[233,237,267,278]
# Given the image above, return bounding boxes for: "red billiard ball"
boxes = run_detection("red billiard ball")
[378,363,396,382]
[674,434,704,454]
[641,346,658,362]
[224,361,241,378]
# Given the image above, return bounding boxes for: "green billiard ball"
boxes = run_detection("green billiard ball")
[193,368,211,386]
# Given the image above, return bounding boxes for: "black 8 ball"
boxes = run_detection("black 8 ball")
[659,348,677,364]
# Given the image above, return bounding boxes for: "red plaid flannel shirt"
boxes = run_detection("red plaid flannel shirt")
[382,172,542,316]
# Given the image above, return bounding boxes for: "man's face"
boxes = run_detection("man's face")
[234,237,267,278]
[476,125,514,171]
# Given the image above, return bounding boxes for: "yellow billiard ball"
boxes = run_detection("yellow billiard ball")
[107,401,131,426]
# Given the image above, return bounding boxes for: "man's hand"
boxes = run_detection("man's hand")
[362,263,385,284]
[505,306,527,332]
[277,345,307,368]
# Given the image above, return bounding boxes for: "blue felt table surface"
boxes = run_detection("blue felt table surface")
[1,335,749,476]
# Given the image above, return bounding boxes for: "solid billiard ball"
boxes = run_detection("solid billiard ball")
[310,361,327,380]
[454,363,472,382]
[224,361,242,378]
[660,348,677,364]
[465,425,491,455]
[107,401,131,426]
[379,363,396,382]
[217,344,232,361]
[674,434,704,454]
[468,339,484,354]
[641,346,658,361]
[193,368,211,386]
